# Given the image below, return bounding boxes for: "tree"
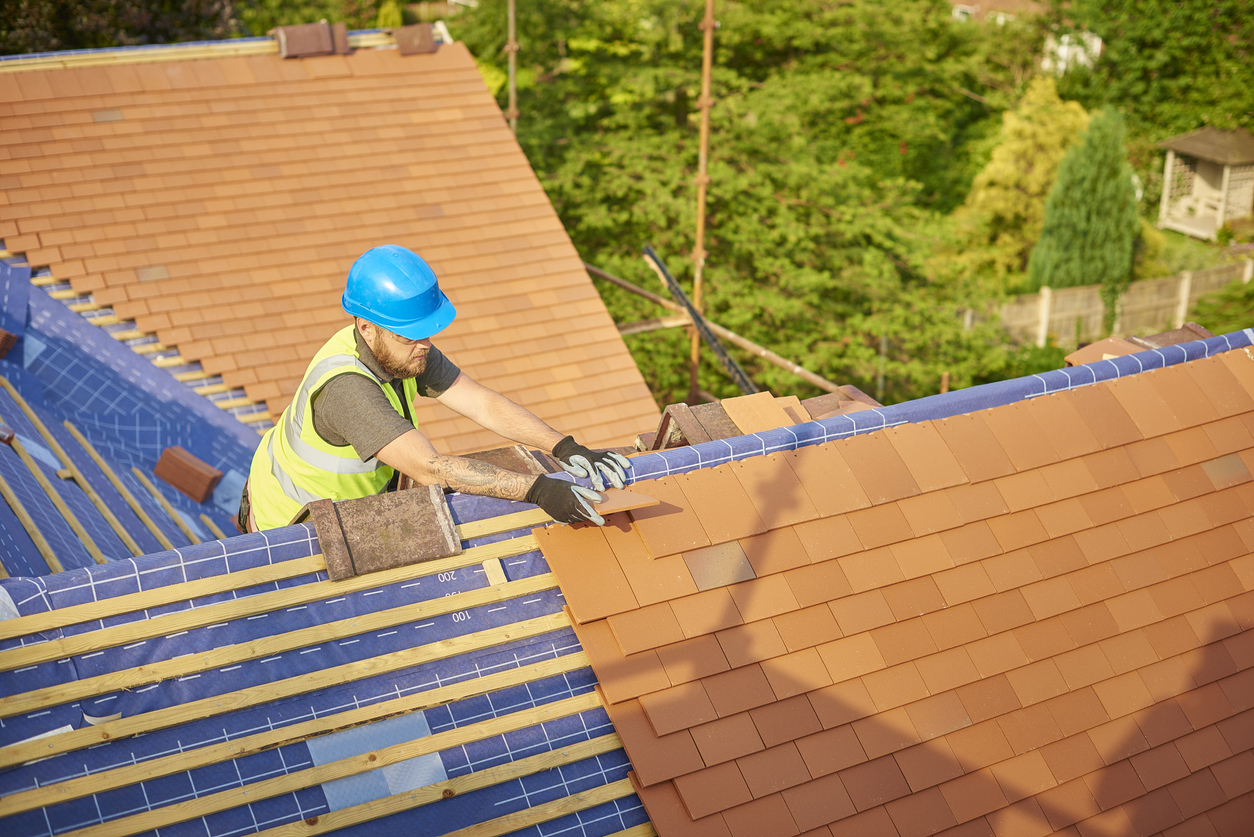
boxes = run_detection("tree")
[1027,110,1140,333]
[954,77,1088,287]
[0,0,236,54]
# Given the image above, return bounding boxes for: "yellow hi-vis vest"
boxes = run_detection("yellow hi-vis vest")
[248,325,419,530]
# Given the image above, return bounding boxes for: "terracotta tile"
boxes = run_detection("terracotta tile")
[1188,354,1254,416]
[1098,630,1158,676]
[1162,464,1218,502]
[1140,656,1200,704]
[994,469,1055,512]
[934,412,1017,482]
[1197,486,1251,528]
[1130,742,1192,791]
[716,620,788,669]
[760,647,837,699]
[1083,447,1141,489]
[1168,768,1228,820]
[826,806,898,837]
[1204,795,1254,837]
[836,430,922,504]
[998,703,1066,756]
[897,491,964,536]
[934,562,997,605]
[986,509,1051,552]
[1006,659,1070,707]
[1029,536,1089,579]
[630,774,734,837]
[679,464,768,544]
[1202,415,1254,456]
[775,604,843,653]
[608,602,686,655]
[1133,699,1195,749]
[839,755,913,811]
[902,691,970,741]
[683,541,758,592]
[957,672,1023,725]
[1075,487,1134,528]
[1106,374,1183,438]
[1039,457,1102,500]
[1087,715,1150,766]
[967,632,1031,678]
[1123,786,1186,835]
[703,663,778,717]
[1166,426,1223,468]
[945,718,1016,774]
[922,602,988,651]
[1210,749,1254,799]
[1072,524,1133,564]
[740,527,811,576]
[691,712,765,766]
[722,391,796,434]
[938,521,1004,565]
[1035,777,1104,831]
[972,590,1035,635]
[987,403,1064,471]
[1177,681,1236,729]
[796,724,868,777]
[890,534,956,579]
[1059,603,1120,648]
[1068,382,1145,448]
[940,767,1009,824]
[601,694,706,786]
[862,663,929,713]
[873,619,940,667]
[885,786,960,836]
[1013,618,1077,663]
[630,475,711,558]
[1144,614,1203,659]
[884,421,969,492]
[671,588,744,638]
[1106,589,1165,634]
[893,734,965,794]
[785,444,872,517]
[744,694,822,750]
[737,741,812,798]
[728,574,801,622]
[1047,687,1112,738]
[1147,577,1206,619]
[816,633,887,683]
[845,503,915,550]
[657,634,731,685]
[915,646,982,694]
[1021,576,1082,620]
[731,453,820,528]
[839,546,907,593]
[1193,525,1248,566]
[674,761,754,820]
[641,680,719,736]
[627,778,732,837]
[791,515,864,563]
[722,793,801,837]
[983,797,1054,837]
[783,773,858,833]
[534,523,639,623]
[571,617,671,704]
[1069,564,1127,606]
[830,589,896,635]
[1174,725,1234,773]
[785,560,855,609]
[946,482,1010,524]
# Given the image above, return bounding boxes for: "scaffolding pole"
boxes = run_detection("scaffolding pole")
[689,0,716,403]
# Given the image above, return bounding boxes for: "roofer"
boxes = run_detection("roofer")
[241,244,630,532]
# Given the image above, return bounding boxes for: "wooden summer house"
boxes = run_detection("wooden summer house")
[1158,127,1254,241]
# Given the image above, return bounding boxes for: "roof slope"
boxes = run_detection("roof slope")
[535,348,1254,836]
[0,40,659,452]
[1159,126,1254,166]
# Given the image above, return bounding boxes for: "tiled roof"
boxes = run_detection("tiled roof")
[0,40,659,452]
[535,348,1254,836]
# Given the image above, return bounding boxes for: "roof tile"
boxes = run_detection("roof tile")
[956,673,1023,724]
[883,422,969,492]
[922,602,988,651]
[607,602,685,655]
[760,647,836,699]
[671,588,745,638]
[722,793,801,837]
[782,772,859,833]
[655,633,731,685]
[940,767,1009,824]
[1173,725,1234,773]
[630,476,712,559]
[830,589,896,635]
[839,546,907,593]
[673,760,754,820]
[983,797,1054,837]
[785,560,856,609]
[640,680,719,737]
[784,444,872,517]
[791,515,864,563]
[683,541,758,592]
[837,431,922,504]
[845,503,915,550]
[826,806,898,837]
[1014,618,1078,663]
[904,692,973,742]
[862,665,930,713]
[716,620,788,669]
[774,604,843,652]
[945,719,1016,772]
[945,482,1010,524]
[703,663,778,717]
[986,509,1050,552]
[603,512,700,606]
[1130,742,1192,791]
[839,754,913,811]
[1068,384,1145,448]
[533,523,638,623]
[983,403,1063,471]
[915,646,982,695]
[933,412,1017,482]
[731,454,820,529]
[998,704,1066,756]
[737,742,812,798]
[602,694,706,787]
[727,574,801,622]
[890,534,957,579]
[678,465,768,544]
[630,774,734,837]
[1203,415,1254,455]
[972,589,1035,634]
[994,470,1056,512]
[896,492,964,536]
[739,527,811,576]
[938,521,1004,565]
[749,694,823,749]
[690,712,765,766]
[873,618,940,666]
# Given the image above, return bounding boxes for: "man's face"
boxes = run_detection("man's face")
[363,323,432,379]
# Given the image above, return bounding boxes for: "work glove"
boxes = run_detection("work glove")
[552,435,631,491]
[526,475,606,526]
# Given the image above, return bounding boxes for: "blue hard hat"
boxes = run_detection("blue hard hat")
[342,245,457,340]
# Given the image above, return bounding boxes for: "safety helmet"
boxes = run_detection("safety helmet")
[342,245,457,340]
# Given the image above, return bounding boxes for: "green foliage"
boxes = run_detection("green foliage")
[235,0,378,37]
[953,77,1088,288]
[1028,110,1140,333]
[0,0,236,53]
[1190,278,1254,335]
[454,0,1030,406]
[375,0,402,29]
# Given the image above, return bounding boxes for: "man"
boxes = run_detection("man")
[242,244,631,531]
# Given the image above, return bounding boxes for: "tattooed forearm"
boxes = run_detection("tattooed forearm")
[422,454,536,501]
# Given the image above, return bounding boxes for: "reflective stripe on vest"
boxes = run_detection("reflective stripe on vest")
[281,354,379,476]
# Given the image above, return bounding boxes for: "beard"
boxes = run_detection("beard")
[370,334,429,379]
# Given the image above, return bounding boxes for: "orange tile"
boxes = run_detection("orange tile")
[785,561,855,609]
[972,590,1035,635]
[671,588,744,638]
[922,602,988,651]
[984,549,1045,592]
[1053,645,1117,692]
[939,767,1009,824]
[1098,630,1158,676]
[890,534,956,579]
[683,541,757,592]
[984,402,1063,471]
[737,742,812,798]
[987,509,1051,553]
[791,515,864,563]
[983,797,1054,837]
[852,705,922,760]
[678,464,768,544]
[721,793,801,837]
[829,589,896,635]
[1122,786,1186,835]
[716,620,788,669]
[640,680,719,736]
[1130,742,1192,791]
[607,602,686,656]
[914,646,982,695]
[945,719,1016,772]
[739,527,811,576]
[629,775,734,837]
[807,678,878,729]
[1039,457,1102,500]
[749,694,823,749]
[957,672,1023,724]
[774,604,843,652]
[721,391,796,434]
[896,491,964,537]
[1068,564,1126,607]
[1060,602,1120,647]
[1084,447,1142,489]
[934,562,997,606]
[674,761,754,820]
[883,579,949,623]
[826,806,898,837]
[946,481,1011,524]
[782,773,858,833]
[836,431,922,504]
[760,647,836,699]
[731,454,820,528]
[883,421,969,493]
[570,618,670,705]
[691,712,765,766]
[839,754,913,812]
[838,546,906,593]
[998,703,1066,757]
[603,513,700,607]
[967,632,1031,678]
[534,524,638,623]
[1173,724,1234,773]
[938,521,1004,565]
[1165,766,1228,820]
[784,444,872,517]
[703,663,778,717]
[846,503,914,549]
[872,619,940,667]
[629,475,710,559]
[816,634,887,683]
[727,574,801,622]
[601,694,706,786]
[796,724,868,778]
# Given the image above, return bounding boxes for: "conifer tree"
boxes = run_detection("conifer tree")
[1027,110,1139,333]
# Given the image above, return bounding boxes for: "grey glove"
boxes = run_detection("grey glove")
[552,435,631,491]
[525,475,605,525]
